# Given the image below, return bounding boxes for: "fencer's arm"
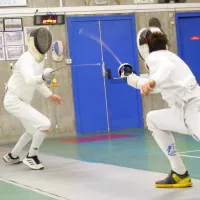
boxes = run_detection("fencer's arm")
[127,73,148,89]
[126,73,159,93]
[20,62,43,85]
[148,58,175,86]
[35,83,53,98]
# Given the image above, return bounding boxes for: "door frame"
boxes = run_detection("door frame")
[175,12,200,58]
[67,15,143,135]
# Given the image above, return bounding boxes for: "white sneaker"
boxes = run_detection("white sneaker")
[3,153,22,164]
[23,154,44,170]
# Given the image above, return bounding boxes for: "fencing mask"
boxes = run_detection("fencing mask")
[28,28,52,62]
[137,27,166,61]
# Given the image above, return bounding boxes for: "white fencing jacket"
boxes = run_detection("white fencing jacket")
[127,50,200,119]
[6,51,53,103]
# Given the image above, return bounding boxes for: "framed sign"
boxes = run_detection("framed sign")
[85,0,120,5]
[6,46,24,60]
[4,31,24,46]
[4,18,23,32]
[0,0,27,7]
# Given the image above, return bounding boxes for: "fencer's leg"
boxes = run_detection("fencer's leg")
[3,92,51,170]
[23,119,51,170]
[28,130,48,157]
[146,109,192,188]
[185,106,200,142]
[3,131,32,164]
[152,130,186,174]
[23,129,49,170]
[11,131,32,157]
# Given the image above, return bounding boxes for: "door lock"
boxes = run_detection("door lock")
[105,68,123,80]
[105,69,112,79]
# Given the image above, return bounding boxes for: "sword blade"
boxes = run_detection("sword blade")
[51,63,101,73]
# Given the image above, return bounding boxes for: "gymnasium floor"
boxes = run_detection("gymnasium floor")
[1,129,200,200]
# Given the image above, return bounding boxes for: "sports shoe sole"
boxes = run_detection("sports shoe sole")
[155,182,192,188]
[23,159,44,170]
[3,156,23,164]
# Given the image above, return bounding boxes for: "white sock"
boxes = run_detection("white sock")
[11,132,32,158]
[28,130,46,157]
[152,130,186,175]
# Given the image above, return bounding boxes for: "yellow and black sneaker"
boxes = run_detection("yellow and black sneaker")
[155,170,192,188]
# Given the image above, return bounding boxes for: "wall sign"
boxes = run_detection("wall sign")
[190,36,200,40]
[0,0,27,7]
[5,46,24,60]
[4,18,23,32]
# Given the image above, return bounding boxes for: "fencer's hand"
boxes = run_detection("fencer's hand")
[49,94,64,105]
[118,63,134,79]
[120,71,136,79]
[140,80,155,96]
[42,68,54,81]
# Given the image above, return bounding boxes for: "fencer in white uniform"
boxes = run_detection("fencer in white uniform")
[3,28,63,170]
[118,27,200,188]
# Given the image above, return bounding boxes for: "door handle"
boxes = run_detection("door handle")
[105,68,123,80]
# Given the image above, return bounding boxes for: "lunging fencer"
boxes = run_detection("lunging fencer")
[118,27,200,188]
[3,28,64,170]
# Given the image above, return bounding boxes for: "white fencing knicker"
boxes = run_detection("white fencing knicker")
[3,90,51,135]
[146,81,200,142]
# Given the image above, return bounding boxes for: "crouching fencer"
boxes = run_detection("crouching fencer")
[118,27,200,188]
[3,28,64,170]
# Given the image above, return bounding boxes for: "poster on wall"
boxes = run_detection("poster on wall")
[0,19,4,32]
[24,26,49,45]
[4,18,23,32]
[0,0,27,7]
[0,46,5,60]
[4,31,24,46]
[0,32,4,46]
[6,46,24,60]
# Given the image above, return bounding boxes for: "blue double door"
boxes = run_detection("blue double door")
[176,12,200,82]
[67,15,143,135]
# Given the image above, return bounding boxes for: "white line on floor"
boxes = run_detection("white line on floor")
[0,177,68,200]
[180,154,200,159]
[2,165,72,177]
[180,150,200,154]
